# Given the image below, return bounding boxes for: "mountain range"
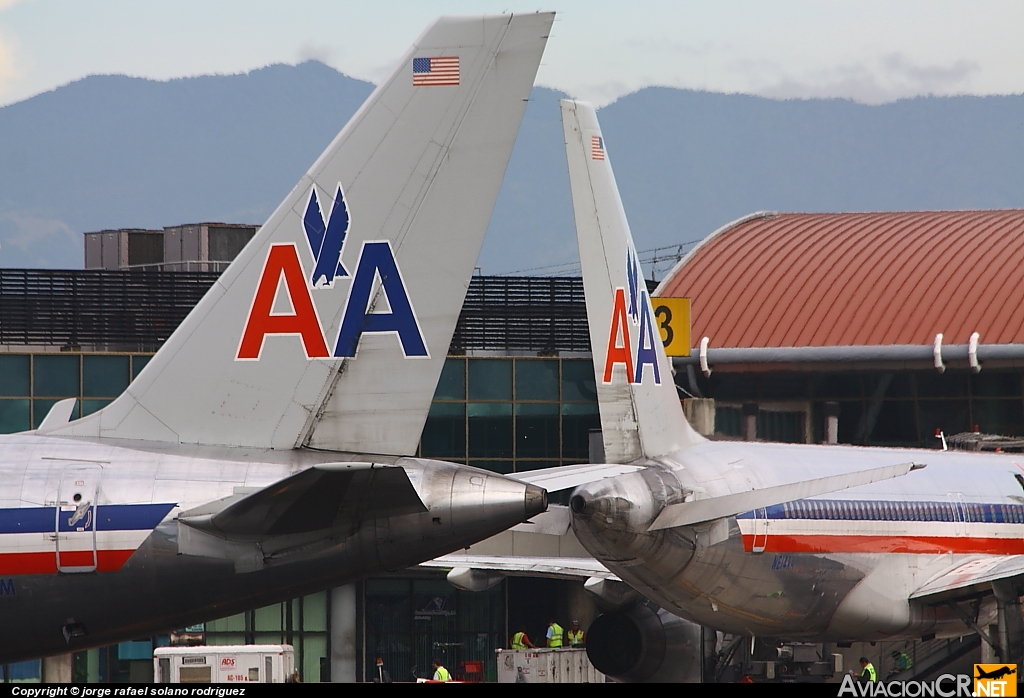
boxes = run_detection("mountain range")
[1,60,1023,274]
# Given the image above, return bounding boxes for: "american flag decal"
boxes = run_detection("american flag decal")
[412,56,460,86]
[591,135,606,160]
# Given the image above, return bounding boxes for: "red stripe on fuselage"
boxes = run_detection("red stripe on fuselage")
[0,550,135,575]
[741,534,1024,555]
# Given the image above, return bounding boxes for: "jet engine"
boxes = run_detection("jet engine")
[586,604,702,683]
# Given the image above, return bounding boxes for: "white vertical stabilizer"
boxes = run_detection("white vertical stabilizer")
[51,14,554,453]
[560,99,703,462]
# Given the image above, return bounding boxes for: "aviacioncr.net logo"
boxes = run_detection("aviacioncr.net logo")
[838,673,974,697]
[975,664,1017,697]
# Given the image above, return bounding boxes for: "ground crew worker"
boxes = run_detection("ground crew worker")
[567,620,585,647]
[891,650,912,672]
[857,657,877,682]
[546,619,564,648]
[432,659,451,682]
[510,629,536,649]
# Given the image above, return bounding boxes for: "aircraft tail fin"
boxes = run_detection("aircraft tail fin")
[53,14,554,453]
[560,99,703,462]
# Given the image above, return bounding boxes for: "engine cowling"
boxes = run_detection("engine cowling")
[586,605,702,682]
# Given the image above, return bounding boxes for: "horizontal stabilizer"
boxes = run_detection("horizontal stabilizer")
[36,398,77,431]
[510,463,644,492]
[510,504,572,535]
[180,463,426,537]
[420,554,618,581]
[649,462,924,531]
[911,556,1024,602]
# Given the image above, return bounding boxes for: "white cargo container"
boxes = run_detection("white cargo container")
[154,645,295,684]
[496,648,604,683]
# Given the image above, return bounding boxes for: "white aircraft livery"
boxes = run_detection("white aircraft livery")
[557,99,1024,680]
[0,13,555,663]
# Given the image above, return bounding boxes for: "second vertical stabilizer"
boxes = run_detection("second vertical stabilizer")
[561,99,703,461]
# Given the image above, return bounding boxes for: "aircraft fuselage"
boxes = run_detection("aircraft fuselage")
[0,433,542,662]
[571,440,1018,641]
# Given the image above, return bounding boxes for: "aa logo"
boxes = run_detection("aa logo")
[237,184,427,361]
[975,664,1017,697]
[303,184,349,288]
[603,248,661,386]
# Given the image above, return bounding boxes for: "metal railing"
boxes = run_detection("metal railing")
[0,269,220,351]
[450,276,590,353]
[0,271,594,354]
[122,261,233,273]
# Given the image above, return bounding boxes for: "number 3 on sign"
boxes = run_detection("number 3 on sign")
[651,297,691,357]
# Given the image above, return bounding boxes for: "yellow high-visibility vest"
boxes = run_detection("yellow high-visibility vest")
[511,632,528,650]
[567,629,584,646]
[548,623,564,647]
[433,666,451,682]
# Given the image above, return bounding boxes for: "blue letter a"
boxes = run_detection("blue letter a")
[634,291,661,384]
[334,241,428,358]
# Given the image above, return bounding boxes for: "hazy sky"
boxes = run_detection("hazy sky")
[1,1,1023,107]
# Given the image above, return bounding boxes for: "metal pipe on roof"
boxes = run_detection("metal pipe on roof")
[824,402,840,445]
[933,334,945,374]
[969,332,982,373]
[699,336,712,377]
[673,342,1024,367]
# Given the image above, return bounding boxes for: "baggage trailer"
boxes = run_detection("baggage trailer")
[496,649,604,683]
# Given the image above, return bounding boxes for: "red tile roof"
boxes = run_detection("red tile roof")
[656,211,1024,348]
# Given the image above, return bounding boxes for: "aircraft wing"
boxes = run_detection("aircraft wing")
[510,505,572,535]
[911,557,1024,602]
[510,463,645,492]
[421,554,619,581]
[179,463,426,536]
[649,461,925,530]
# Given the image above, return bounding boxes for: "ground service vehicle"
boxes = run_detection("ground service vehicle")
[154,645,294,684]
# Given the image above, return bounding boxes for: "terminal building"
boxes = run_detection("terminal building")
[2,210,1022,682]
[662,210,1024,449]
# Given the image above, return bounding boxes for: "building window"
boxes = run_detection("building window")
[0,355,29,396]
[468,359,512,401]
[515,359,559,401]
[0,353,154,434]
[83,355,130,397]
[419,356,601,472]
[421,403,466,460]
[33,355,79,397]
[468,403,513,458]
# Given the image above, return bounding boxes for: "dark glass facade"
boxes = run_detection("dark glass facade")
[705,369,1024,445]
[0,353,149,431]
[419,356,600,473]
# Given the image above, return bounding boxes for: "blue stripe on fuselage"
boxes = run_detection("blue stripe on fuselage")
[736,499,1024,524]
[0,503,176,534]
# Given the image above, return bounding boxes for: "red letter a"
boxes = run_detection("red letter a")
[237,244,329,359]
[603,288,634,383]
